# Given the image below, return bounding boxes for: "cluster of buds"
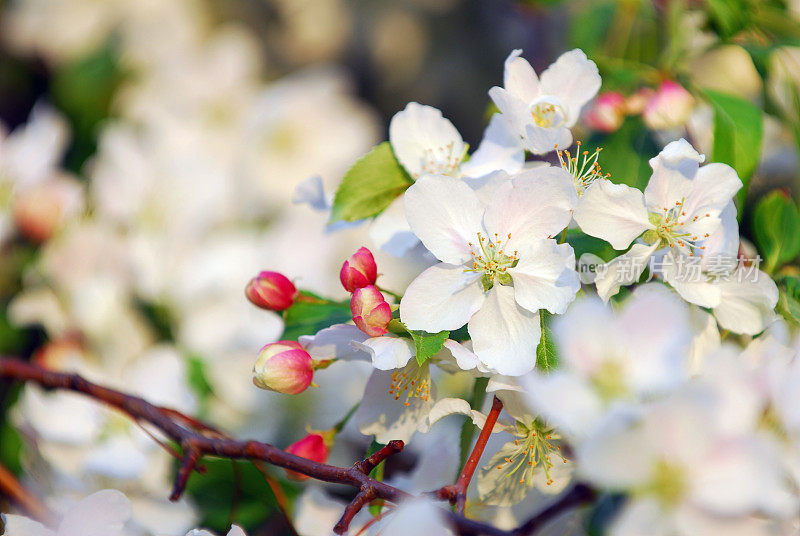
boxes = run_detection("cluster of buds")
[245,271,298,311]
[283,430,335,480]
[340,247,392,337]
[584,80,694,133]
[253,341,325,395]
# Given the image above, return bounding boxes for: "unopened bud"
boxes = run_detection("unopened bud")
[643,81,695,130]
[340,247,378,293]
[246,271,297,311]
[351,285,391,337]
[584,92,627,133]
[253,341,313,394]
[285,432,332,480]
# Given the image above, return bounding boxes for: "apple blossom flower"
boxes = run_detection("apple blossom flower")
[399,169,579,376]
[584,92,627,133]
[1,489,132,536]
[253,341,314,394]
[340,246,378,292]
[489,49,601,154]
[370,103,524,257]
[351,285,392,337]
[573,138,742,302]
[245,271,298,311]
[518,285,693,439]
[285,432,333,480]
[657,204,779,335]
[577,386,796,536]
[643,81,696,131]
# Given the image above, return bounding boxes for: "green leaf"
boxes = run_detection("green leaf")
[777,274,800,325]
[535,311,558,373]
[329,142,413,223]
[706,0,749,38]
[282,292,352,340]
[408,329,449,366]
[706,89,763,215]
[752,190,800,273]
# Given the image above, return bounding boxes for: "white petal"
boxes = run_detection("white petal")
[2,514,54,536]
[389,102,465,179]
[419,397,508,433]
[441,339,490,372]
[353,336,415,370]
[459,114,524,178]
[292,175,329,211]
[682,163,742,218]
[227,527,247,536]
[483,166,577,246]
[659,252,723,308]
[713,268,779,335]
[355,369,434,444]
[644,138,704,212]
[502,49,540,102]
[510,240,579,314]
[58,490,132,536]
[403,174,484,265]
[523,124,573,155]
[487,87,530,138]
[369,195,420,257]
[573,179,652,250]
[520,372,605,439]
[400,263,485,332]
[539,49,602,126]
[380,498,452,536]
[594,242,661,302]
[468,285,541,376]
[299,323,371,362]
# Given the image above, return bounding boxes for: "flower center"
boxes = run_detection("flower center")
[530,97,567,129]
[465,232,519,291]
[590,359,630,402]
[642,198,712,257]
[493,419,568,487]
[388,360,431,407]
[416,141,466,179]
[644,459,687,508]
[557,141,609,196]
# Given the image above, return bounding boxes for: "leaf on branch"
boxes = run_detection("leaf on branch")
[282,292,352,340]
[408,329,449,366]
[536,311,558,373]
[753,190,800,273]
[706,89,763,215]
[329,142,414,223]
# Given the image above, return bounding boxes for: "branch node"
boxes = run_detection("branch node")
[355,439,404,475]
[333,486,377,534]
[170,447,201,501]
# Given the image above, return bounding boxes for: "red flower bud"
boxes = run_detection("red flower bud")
[284,433,331,480]
[584,92,626,133]
[340,247,378,293]
[351,285,391,337]
[252,341,313,394]
[246,271,297,311]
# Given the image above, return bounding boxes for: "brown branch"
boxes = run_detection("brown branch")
[0,462,55,526]
[437,395,504,513]
[0,358,589,536]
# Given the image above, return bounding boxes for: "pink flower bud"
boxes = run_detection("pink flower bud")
[643,81,695,130]
[584,92,627,133]
[245,271,297,311]
[285,433,331,480]
[351,285,391,337]
[252,341,313,394]
[340,247,378,293]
